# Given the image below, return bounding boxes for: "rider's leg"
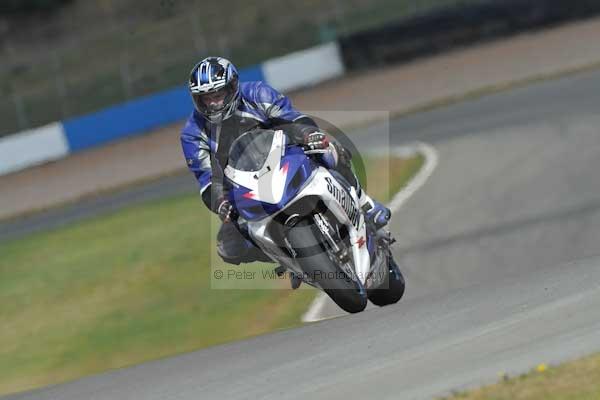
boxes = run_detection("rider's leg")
[216,222,253,265]
[216,222,271,264]
[332,144,391,230]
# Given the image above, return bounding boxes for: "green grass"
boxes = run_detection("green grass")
[0,194,315,394]
[441,353,600,400]
[0,153,423,395]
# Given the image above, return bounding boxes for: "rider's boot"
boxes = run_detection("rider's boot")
[357,188,391,231]
[289,272,302,290]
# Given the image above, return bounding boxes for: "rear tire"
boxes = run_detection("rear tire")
[367,256,405,306]
[287,219,367,313]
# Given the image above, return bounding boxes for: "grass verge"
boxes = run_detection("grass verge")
[441,353,600,400]
[0,152,423,396]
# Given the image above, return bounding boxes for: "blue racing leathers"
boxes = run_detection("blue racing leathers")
[180,81,360,265]
[181,81,321,213]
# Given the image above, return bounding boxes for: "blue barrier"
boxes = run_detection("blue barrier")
[238,64,265,83]
[63,85,190,152]
[63,64,265,153]
[0,49,343,175]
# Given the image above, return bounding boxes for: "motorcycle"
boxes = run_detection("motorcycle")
[224,128,405,313]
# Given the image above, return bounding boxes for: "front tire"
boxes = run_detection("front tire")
[286,219,367,313]
[367,255,405,306]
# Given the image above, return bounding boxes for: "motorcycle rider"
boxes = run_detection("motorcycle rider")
[180,56,390,267]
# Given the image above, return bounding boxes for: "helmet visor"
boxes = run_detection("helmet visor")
[192,79,238,116]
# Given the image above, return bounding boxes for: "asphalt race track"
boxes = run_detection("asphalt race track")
[4,69,600,399]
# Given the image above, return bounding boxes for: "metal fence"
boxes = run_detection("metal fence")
[0,0,481,137]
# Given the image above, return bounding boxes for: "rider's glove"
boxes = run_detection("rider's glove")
[217,199,236,223]
[303,131,330,155]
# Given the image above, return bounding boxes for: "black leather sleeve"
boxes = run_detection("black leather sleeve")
[270,116,319,144]
[201,183,225,213]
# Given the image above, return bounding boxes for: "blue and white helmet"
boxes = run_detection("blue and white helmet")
[189,57,240,123]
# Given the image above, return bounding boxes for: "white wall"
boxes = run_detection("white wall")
[0,122,69,175]
[263,42,345,92]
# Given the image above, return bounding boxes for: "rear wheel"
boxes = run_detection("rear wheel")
[286,219,367,313]
[367,255,405,306]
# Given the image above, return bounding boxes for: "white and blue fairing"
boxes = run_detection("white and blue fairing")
[224,129,374,285]
[224,130,313,221]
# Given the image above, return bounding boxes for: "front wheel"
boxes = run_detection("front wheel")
[367,255,405,306]
[286,219,367,313]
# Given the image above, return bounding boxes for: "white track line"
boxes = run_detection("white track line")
[301,142,439,323]
[300,291,331,323]
[388,142,439,213]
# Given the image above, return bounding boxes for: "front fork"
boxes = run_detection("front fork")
[312,212,360,283]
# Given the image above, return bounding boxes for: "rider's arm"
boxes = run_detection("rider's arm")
[180,115,224,213]
[252,82,342,169]
[252,82,319,142]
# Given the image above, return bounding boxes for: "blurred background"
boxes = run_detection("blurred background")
[4,0,596,136]
[1,0,485,135]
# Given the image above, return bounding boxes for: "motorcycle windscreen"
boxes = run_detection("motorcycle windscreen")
[226,130,313,221]
[228,129,275,172]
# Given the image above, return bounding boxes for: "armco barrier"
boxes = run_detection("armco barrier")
[0,122,68,175]
[63,64,266,153]
[0,45,342,176]
[63,85,190,152]
[339,0,600,70]
[0,63,261,176]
